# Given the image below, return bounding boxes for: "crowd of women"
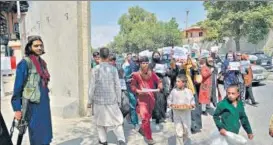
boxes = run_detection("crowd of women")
[90,48,259,144]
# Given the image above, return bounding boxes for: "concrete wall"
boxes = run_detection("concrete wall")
[18,1,91,118]
[200,29,273,55]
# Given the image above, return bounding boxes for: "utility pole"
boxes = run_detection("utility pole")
[185,10,189,30]
[185,10,189,44]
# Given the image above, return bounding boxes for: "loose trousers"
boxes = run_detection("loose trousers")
[96,125,125,143]
[137,96,155,140]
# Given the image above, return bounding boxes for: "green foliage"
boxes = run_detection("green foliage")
[109,6,182,53]
[201,1,273,51]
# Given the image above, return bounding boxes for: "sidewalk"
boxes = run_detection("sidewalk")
[2,93,216,145]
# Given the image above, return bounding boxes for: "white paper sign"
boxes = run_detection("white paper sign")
[210,46,219,53]
[240,61,250,68]
[201,50,210,58]
[229,62,240,70]
[162,47,172,54]
[173,47,188,59]
[154,64,166,74]
[141,88,159,93]
[120,79,127,90]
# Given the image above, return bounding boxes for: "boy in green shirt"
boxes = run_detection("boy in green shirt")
[213,85,254,140]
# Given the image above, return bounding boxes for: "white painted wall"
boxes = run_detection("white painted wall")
[19,1,91,118]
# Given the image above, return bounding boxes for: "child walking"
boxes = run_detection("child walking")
[167,74,195,145]
[213,84,254,140]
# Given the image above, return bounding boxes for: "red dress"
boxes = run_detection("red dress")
[130,71,160,140]
[199,65,212,104]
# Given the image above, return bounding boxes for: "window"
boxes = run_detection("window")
[190,33,193,37]
[199,32,203,37]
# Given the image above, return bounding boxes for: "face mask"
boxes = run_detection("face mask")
[153,57,160,63]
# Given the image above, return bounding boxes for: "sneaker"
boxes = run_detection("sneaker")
[252,102,259,105]
[117,140,126,145]
[146,139,156,145]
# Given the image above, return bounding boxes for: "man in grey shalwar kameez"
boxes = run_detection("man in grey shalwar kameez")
[88,47,126,145]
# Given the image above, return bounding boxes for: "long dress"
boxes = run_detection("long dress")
[130,71,161,140]
[11,60,53,145]
[150,62,168,123]
[122,62,138,125]
[221,60,245,99]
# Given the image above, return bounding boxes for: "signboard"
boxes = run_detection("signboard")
[229,62,240,70]
[210,46,219,53]
[173,47,188,59]
[162,47,172,54]
[201,50,210,58]
[154,64,166,74]
[241,61,250,68]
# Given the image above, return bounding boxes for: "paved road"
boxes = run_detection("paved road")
[1,78,273,145]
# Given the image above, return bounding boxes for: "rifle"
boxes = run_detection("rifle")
[10,98,30,145]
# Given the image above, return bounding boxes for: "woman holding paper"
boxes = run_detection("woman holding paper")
[149,51,169,126]
[241,54,258,105]
[131,56,163,145]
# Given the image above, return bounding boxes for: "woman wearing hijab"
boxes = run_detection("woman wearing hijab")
[131,56,163,145]
[149,51,169,126]
[221,52,245,100]
[199,56,221,115]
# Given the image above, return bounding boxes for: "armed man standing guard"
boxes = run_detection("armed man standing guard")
[11,35,53,145]
[88,47,126,145]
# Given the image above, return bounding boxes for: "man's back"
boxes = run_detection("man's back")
[91,62,121,105]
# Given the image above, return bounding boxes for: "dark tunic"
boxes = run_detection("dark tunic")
[11,60,53,145]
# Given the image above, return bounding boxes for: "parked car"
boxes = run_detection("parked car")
[252,52,273,70]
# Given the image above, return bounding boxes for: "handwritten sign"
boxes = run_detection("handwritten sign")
[154,64,166,74]
[229,62,240,70]
[240,61,250,68]
[140,88,160,93]
[200,50,210,58]
[210,46,219,53]
[162,47,172,54]
[173,47,188,59]
[120,79,127,90]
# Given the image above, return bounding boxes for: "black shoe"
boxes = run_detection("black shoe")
[251,102,259,106]
[99,140,108,145]
[117,140,126,145]
[252,102,259,105]
[138,128,145,136]
[202,111,208,116]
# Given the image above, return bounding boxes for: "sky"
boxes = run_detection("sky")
[91,1,207,48]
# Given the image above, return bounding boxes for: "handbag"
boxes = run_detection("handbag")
[120,91,130,117]
[194,69,203,84]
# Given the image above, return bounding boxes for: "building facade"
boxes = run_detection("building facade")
[182,26,205,44]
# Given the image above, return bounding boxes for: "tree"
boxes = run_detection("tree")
[108,6,182,53]
[203,1,273,51]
